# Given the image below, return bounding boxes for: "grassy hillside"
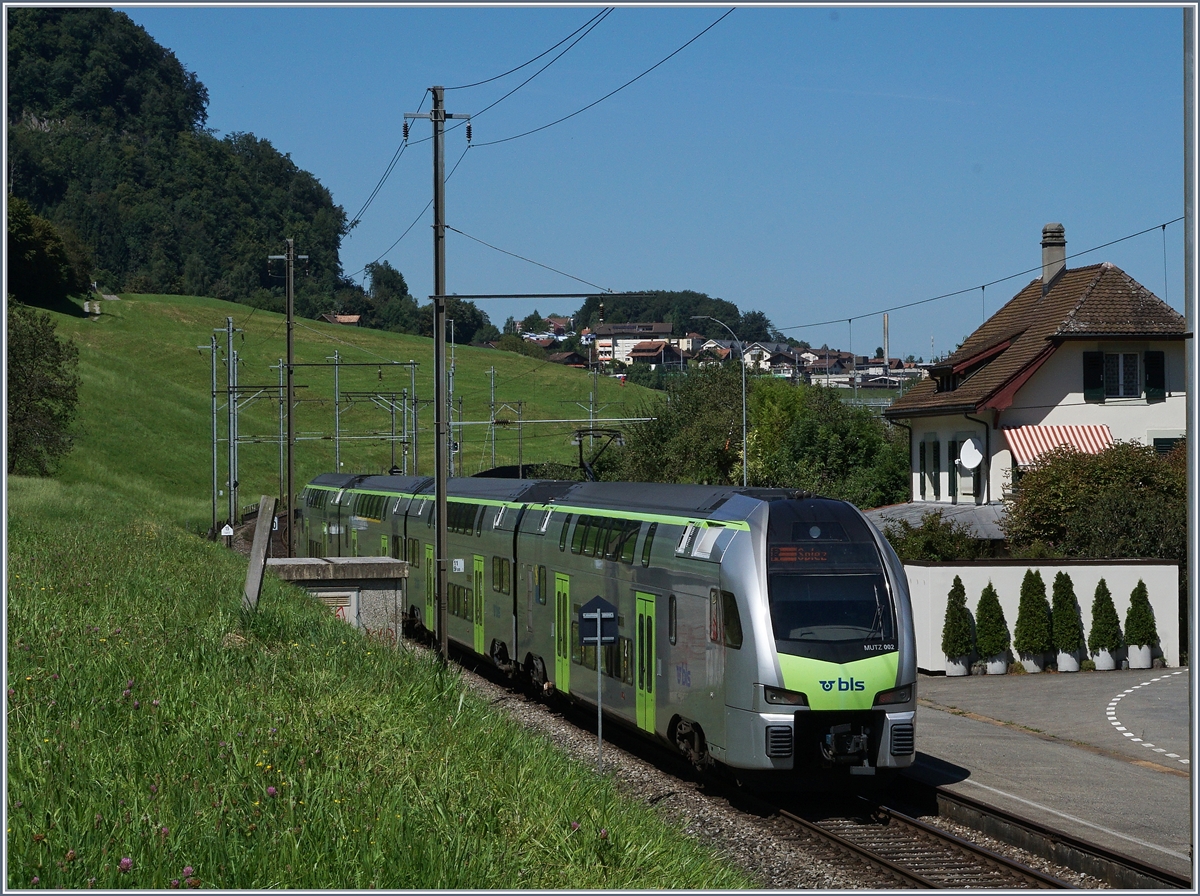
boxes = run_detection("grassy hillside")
[6,476,751,889]
[49,293,657,531]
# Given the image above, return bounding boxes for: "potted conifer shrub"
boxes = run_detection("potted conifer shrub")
[975,581,1010,674]
[1012,569,1052,673]
[941,575,974,676]
[1088,578,1122,671]
[1051,571,1085,672]
[1124,579,1158,670]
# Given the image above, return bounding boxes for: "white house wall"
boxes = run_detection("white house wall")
[904,561,1179,672]
[1001,341,1186,442]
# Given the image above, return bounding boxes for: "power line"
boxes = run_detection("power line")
[472,8,734,148]
[446,225,612,292]
[348,89,429,228]
[778,216,1185,333]
[444,9,612,91]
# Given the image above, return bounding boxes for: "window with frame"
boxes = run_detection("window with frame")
[1104,352,1139,397]
[535,565,548,605]
[492,557,511,594]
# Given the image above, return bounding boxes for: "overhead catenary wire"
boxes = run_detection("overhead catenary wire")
[778,216,1185,333]
[444,8,612,91]
[446,225,613,293]
[347,89,429,229]
[471,8,734,148]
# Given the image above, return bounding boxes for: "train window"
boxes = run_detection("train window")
[722,591,743,650]
[580,518,599,557]
[613,519,640,564]
[582,641,596,671]
[493,506,506,529]
[571,619,582,665]
[535,566,547,605]
[539,509,553,532]
[407,538,420,568]
[391,536,402,560]
[475,508,484,537]
[619,637,634,684]
[669,595,677,645]
[641,523,657,567]
[491,557,511,594]
[709,589,723,644]
[602,642,617,678]
[570,516,587,554]
[645,616,653,694]
[558,513,572,550]
[465,587,473,621]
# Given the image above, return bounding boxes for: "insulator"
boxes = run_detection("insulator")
[403,120,409,141]
[466,123,472,142]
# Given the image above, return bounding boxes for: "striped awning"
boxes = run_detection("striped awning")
[1001,424,1113,467]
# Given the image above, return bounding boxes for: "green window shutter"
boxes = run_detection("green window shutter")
[1082,351,1104,402]
[1144,351,1165,402]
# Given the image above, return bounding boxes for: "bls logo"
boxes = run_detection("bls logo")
[818,678,866,692]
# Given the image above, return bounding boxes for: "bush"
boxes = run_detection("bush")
[1124,579,1159,647]
[1050,571,1085,653]
[1013,569,1052,656]
[1087,578,1122,653]
[941,575,975,658]
[1080,658,1096,672]
[884,511,992,562]
[975,582,1010,659]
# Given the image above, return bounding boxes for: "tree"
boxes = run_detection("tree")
[747,379,908,507]
[1087,578,1122,654]
[1124,580,1158,648]
[975,582,1010,660]
[520,309,545,333]
[875,346,885,359]
[1050,571,1085,654]
[941,575,974,659]
[414,296,493,345]
[607,364,743,484]
[7,197,88,313]
[7,301,80,475]
[1012,569,1052,657]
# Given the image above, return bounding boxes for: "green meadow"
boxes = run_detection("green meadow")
[6,295,750,889]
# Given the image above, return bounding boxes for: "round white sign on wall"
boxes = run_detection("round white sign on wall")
[958,437,984,470]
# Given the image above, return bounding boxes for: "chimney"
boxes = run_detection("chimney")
[1041,223,1066,295]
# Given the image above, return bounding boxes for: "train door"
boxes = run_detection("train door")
[635,592,657,735]
[554,573,571,694]
[425,543,435,632]
[473,554,485,654]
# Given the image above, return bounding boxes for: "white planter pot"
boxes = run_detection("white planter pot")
[1128,644,1153,669]
[985,654,1008,675]
[1018,652,1045,673]
[945,655,971,677]
[1056,650,1080,673]
[1093,648,1117,671]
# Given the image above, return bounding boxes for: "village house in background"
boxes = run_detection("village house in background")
[873,223,1186,538]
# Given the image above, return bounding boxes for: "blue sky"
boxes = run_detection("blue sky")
[123,4,1186,361]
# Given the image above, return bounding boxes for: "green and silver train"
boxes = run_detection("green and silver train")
[298,473,917,782]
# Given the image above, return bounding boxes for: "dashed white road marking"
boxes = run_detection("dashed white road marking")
[1105,670,1189,766]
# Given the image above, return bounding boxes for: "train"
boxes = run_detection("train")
[298,473,917,784]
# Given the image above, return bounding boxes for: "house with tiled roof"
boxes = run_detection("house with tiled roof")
[876,223,1185,536]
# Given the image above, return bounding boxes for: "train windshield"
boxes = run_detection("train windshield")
[766,499,897,662]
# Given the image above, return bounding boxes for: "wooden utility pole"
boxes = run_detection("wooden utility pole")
[407,86,470,661]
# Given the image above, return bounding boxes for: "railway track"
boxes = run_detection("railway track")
[782,797,1073,888]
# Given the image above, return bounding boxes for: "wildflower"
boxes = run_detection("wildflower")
[65,849,76,862]
[31,876,39,886]
[119,856,132,873]
[133,701,140,710]
[170,880,181,889]
[267,786,277,798]
[570,821,580,832]
[182,867,194,878]
[599,828,609,840]
[160,826,169,838]
[127,679,134,688]
[152,700,160,708]
[122,689,131,699]
[150,784,158,794]
[6,688,13,698]
[51,674,59,681]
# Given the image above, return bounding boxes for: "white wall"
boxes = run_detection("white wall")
[905,561,1180,672]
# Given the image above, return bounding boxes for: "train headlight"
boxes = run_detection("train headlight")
[763,686,807,707]
[873,685,912,706]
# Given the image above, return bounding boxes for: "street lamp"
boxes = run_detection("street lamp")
[693,315,747,488]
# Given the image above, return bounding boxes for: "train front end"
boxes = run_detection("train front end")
[729,496,917,783]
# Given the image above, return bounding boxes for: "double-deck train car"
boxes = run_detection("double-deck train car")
[298,473,916,782]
